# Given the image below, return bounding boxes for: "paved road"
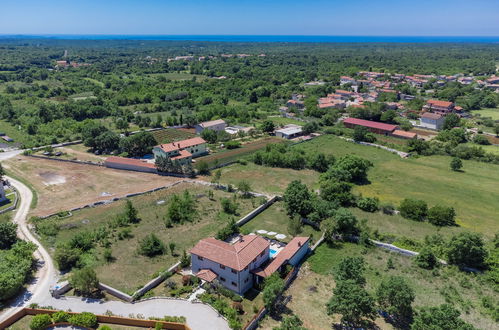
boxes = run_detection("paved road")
[0,173,229,330]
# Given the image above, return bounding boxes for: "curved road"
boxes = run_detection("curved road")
[0,173,229,330]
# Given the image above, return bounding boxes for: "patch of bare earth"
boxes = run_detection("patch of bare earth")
[5,155,182,217]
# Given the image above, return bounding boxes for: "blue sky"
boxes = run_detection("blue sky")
[1,0,498,36]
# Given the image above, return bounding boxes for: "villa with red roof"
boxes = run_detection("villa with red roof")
[152,137,207,165]
[190,235,310,294]
[343,117,399,135]
[423,99,456,115]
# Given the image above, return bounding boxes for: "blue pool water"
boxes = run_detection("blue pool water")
[269,249,278,258]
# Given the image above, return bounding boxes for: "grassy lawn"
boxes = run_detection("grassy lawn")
[38,182,258,292]
[0,192,15,211]
[0,120,29,146]
[263,116,305,127]
[300,242,497,329]
[241,201,321,244]
[216,162,319,195]
[471,107,499,120]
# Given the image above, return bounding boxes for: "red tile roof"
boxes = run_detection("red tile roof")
[392,130,417,139]
[421,112,443,120]
[156,137,206,153]
[190,235,269,271]
[427,99,453,108]
[343,118,398,132]
[253,237,310,278]
[171,149,192,160]
[335,89,354,95]
[198,119,226,128]
[105,156,156,168]
[196,269,217,282]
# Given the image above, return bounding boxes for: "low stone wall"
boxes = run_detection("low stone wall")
[26,154,103,166]
[0,189,18,215]
[99,282,134,302]
[133,261,181,300]
[236,195,279,227]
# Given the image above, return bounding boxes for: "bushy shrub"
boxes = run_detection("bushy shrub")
[68,312,98,328]
[357,197,379,212]
[220,197,238,215]
[29,314,52,330]
[399,198,428,221]
[137,234,165,257]
[414,247,438,270]
[381,203,395,215]
[428,205,456,226]
[51,311,70,323]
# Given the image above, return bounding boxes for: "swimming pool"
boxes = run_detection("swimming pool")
[269,249,278,258]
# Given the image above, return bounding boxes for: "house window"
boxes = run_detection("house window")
[244,266,248,271]
[220,277,226,282]
[220,265,226,270]
[231,282,237,287]
[244,278,249,283]
[260,251,264,257]
[231,269,237,274]
[197,256,203,261]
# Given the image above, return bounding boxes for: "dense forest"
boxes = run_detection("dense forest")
[0,39,498,147]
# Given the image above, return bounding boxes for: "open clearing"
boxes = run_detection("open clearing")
[471,107,499,120]
[39,182,258,292]
[303,242,496,329]
[4,155,181,217]
[218,135,499,238]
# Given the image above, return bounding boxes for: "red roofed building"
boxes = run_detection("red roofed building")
[190,235,310,294]
[190,235,270,294]
[423,99,455,115]
[105,156,157,173]
[152,137,207,165]
[343,117,398,135]
[391,130,417,139]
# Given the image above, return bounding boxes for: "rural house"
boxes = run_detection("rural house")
[152,137,207,165]
[275,124,303,139]
[190,235,310,295]
[420,112,445,130]
[423,99,455,115]
[195,119,227,134]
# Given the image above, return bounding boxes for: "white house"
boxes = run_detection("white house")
[275,124,303,139]
[195,119,227,134]
[420,112,445,130]
[152,137,207,165]
[190,235,310,295]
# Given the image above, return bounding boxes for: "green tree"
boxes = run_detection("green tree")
[119,131,156,157]
[327,280,376,326]
[260,120,275,133]
[494,125,499,137]
[124,199,139,224]
[380,109,397,123]
[353,126,376,143]
[428,205,456,226]
[283,180,313,217]
[287,215,303,236]
[262,274,285,311]
[399,198,428,221]
[447,232,487,269]
[0,222,18,249]
[376,276,415,322]
[169,242,176,256]
[115,117,129,132]
[68,312,98,328]
[320,180,354,206]
[450,157,463,171]
[70,267,99,296]
[201,129,217,144]
[321,155,373,183]
[54,244,80,271]
[237,180,251,198]
[414,246,438,269]
[138,233,165,257]
[273,315,306,330]
[443,113,461,130]
[412,304,475,330]
[335,256,366,285]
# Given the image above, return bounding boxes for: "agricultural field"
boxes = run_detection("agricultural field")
[219,135,499,239]
[37,182,259,292]
[241,201,321,244]
[195,136,285,168]
[152,128,196,144]
[471,107,499,120]
[3,155,181,217]
[34,143,107,163]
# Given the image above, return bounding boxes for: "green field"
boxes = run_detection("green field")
[37,182,257,292]
[241,201,321,244]
[0,120,29,145]
[305,242,497,329]
[472,108,499,120]
[219,135,499,238]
